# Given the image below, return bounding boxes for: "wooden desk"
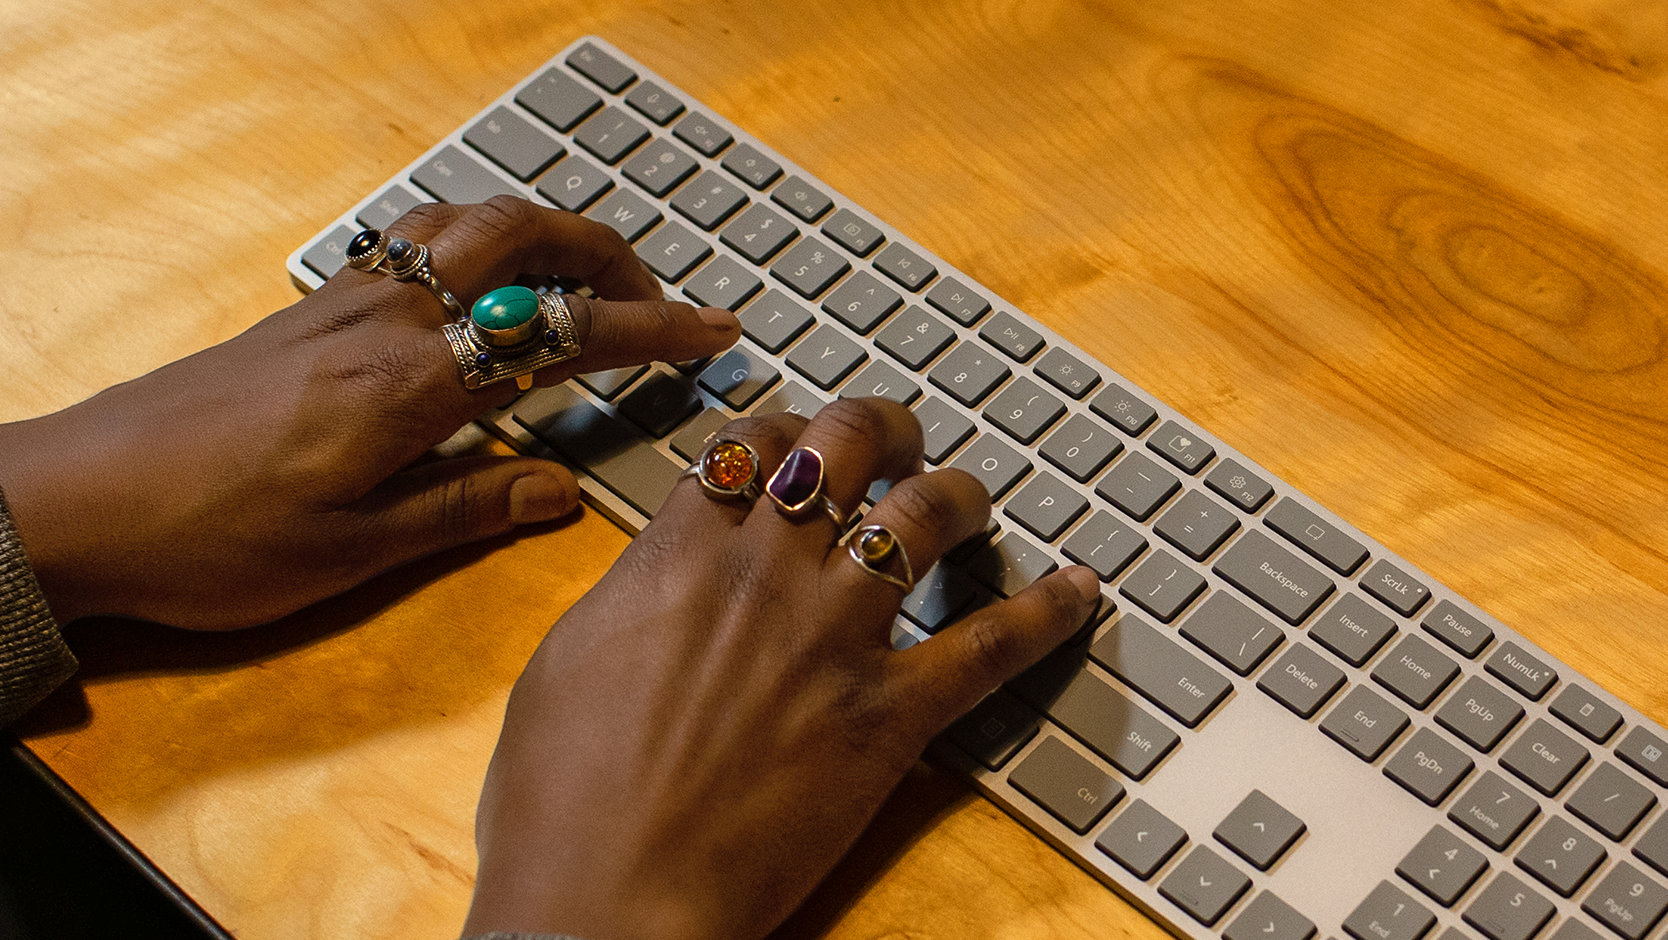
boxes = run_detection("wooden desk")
[5,0,1666,937]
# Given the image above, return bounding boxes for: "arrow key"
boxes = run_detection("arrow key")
[1214,790,1306,871]
[1159,846,1253,926]
[1224,891,1318,940]
[1095,798,1188,880]
[1396,825,1489,906]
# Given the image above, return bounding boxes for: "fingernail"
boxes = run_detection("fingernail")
[697,306,741,334]
[509,473,575,524]
[1064,566,1101,603]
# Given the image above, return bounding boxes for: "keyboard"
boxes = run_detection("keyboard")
[288,35,1668,940]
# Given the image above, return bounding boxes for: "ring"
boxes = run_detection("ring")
[442,286,583,390]
[844,525,915,592]
[680,439,762,501]
[344,228,466,320]
[764,447,845,529]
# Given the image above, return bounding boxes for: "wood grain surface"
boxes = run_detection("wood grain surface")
[2,0,1665,937]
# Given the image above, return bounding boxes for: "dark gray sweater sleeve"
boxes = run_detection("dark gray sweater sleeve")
[0,488,76,727]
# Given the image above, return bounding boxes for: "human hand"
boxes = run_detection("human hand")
[464,399,1100,940]
[0,196,739,629]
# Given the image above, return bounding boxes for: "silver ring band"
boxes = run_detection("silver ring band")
[844,524,914,592]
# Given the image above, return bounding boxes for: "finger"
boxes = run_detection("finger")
[652,411,808,530]
[751,398,923,530]
[308,202,468,293]
[531,292,739,381]
[829,468,989,604]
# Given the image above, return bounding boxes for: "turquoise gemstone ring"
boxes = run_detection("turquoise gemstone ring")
[441,287,582,390]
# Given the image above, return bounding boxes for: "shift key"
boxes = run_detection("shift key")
[1090,615,1232,728]
[1013,652,1180,779]
[1213,530,1335,625]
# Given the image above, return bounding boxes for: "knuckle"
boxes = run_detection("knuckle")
[465,194,537,243]
[434,472,482,544]
[881,477,958,535]
[815,397,896,448]
[956,615,1016,680]
[392,201,449,232]
[717,414,801,455]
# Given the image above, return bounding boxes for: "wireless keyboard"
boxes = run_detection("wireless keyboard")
[289,35,1668,940]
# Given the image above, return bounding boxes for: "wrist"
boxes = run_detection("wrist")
[0,414,111,623]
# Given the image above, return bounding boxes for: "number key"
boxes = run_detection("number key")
[770,236,851,299]
[928,342,1012,406]
[875,305,955,370]
[1040,413,1124,482]
[983,377,1067,444]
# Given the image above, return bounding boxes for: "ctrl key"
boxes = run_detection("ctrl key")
[1344,881,1437,940]
[1006,736,1124,834]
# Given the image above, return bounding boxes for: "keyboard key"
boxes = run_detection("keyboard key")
[1485,642,1559,701]
[1205,457,1274,513]
[967,531,1057,598]
[771,174,833,221]
[949,433,1032,499]
[1095,452,1181,522]
[822,270,902,333]
[1548,921,1606,940]
[874,304,955,370]
[1008,736,1125,834]
[1265,499,1369,575]
[737,289,813,352]
[616,371,701,437]
[1215,790,1305,871]
[1582,862,1668,940]
[928,341,1012,406]
[1012,656,1179,779]
[683,256,763,311]
[1321,685,1411,761]
[839,360,919,405]
[698,347,779,409]
[300,224,356,279]
[1040,414,1123,482]
[1515,815,1605,896]
[979,310,1045,362]
[667,407,730,461]
[1566,762,1656,840]
[719,202,797,264]
[672,111,732,156]
[1224,892,1317,940]
[721,142,783,189]
[900,562,979,634]
[1160,846,1252,926]
[821,207,884,256]
[1213,531,1335,625]
[1118,550,1207,623]
[1385,727,1474,805]
[770,235,850,299]
[1449,772,1539,851]
[1371,633,1461,709]
[1364,559,1433,618]
[1617,727,1668,786]
[1637,814,1668,879]
[1501,719,1589,796]
[1397,826,1489,906]
[1090,383,1159,435]
[925,276,992,326]
[1003,472,1089,542]
[983,377,1067,444]
[516,67,603,131]
[1096,799,1188,879]
[1433,675,1524,752]
[1061,510,1148,581]
[535,152,614,211]
[465,105,565,181]
[946,688,1038,769]
[1148,419,1216,475]
[1549,685,1623,744]
[755,380,825,418]
[1154,489,1241,561]
[513,386,680,516]
[1257,643,1346,718]
[410,145,518,203]
[1034,347,1101,399]
[620,137,699,196]
[1420,599,1494,659]
[584,188,662,241]
[573,106,650,164]
[670,169,749,231]
[874,242,936,291]
[912,396,976,465]
[1344,882,1436,940]
[566,41,636,92]
[1463,873,1553,940]
[576,365,647,400]
[784,323,866,390]
[355,184,423,231]
[1182,593,1285,676]
[624,79,684,124]
[1311,594,1400,667]
[636,220,711,281]
[1090,615,1231,728]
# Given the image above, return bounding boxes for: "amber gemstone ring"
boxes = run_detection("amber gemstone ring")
[682,439,762,501]
[843,524,914,592]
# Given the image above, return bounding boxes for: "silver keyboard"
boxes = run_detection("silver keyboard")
[289,35,1668,940]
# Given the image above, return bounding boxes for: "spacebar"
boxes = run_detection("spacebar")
[511,384,683,517]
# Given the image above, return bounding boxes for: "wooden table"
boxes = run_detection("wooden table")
[5,0,1667,937]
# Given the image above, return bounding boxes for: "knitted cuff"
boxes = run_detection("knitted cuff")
[0,487,76,726]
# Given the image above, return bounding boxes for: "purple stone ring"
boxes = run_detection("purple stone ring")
[764,446,846,529]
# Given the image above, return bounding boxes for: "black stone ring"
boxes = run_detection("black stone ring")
[344,228,465,319]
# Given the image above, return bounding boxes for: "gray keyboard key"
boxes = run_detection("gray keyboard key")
[1258,643,1346,718]
[667,407,730,461]
[1213,531,1335,625]
[573,106,650,164]
[670,170,749,231]
[465,106,565,181]
[620,137,699,197]
[1205,458,1275,513]
[784,323,866,390]
[636,220,711,281]
[1225,892,1317,940]
[683,256,763,311]
[913,396,976,465]
[1097,799,1189,879]
[771,174,832,221]
[721,142,783,190]
[1148,419,1216,475]
[1091,615,1231,728]
[1004,472,1089,542]
[1434,676,1524,752]
[1061,511,1147,581]
[1449,772,1540,851]
[755,380,825,418]
[1583,863,1668,940]
[576,365,647,400]
[822,270,902,333]
[1344,881,1436,940]
[1372,634,1461,709]
[925,276,992,326]
[968,531,1057,598]
[984,377,1067,444]
[1034,347,1101,399]
[1090,383,1159,435]
[1385,727,1474,805]
[1638,815,1668,878]
[616,371,700,438]
[1617,727,1668,786]
[949,433,1032,500]
[928,341,1012,406]
[1095,451,1181,522]
[737,289,813,352]
[875,305,955,370]
[770,235,850,299]
[874,242,936,291]
[355,185,423,231]
[698,347,779,409]
[301,225,356,279]
[624,79,683,125]
[1464,873,1553,940]
[822,207,883,256]
[411,145,518,203]
[900,562,979,634]
[839,360,919,405]
[1397,826,1489,906]
[512,386,680,516]
[1421,600,1493,658]
[516,67,602,131]
[1012,655,1179,779]
[1266,499,1369,575]
[946,688,1039,770]
[1009,736,1125,834]
[536,153,614,211]
[1321,685,1411,761]
[1485,642,1558,702]
[1364,560,1433,618]
[1160,846,1252,926]
[1567,762,1656,840]
[1215,791,1306,874]
[566,41,636,92]
[1040,414,1123,483]
[1311,594,1399,667]
[1501,719,1589,796]
[1548,921,1606,940]
[719,202,797,264]
[1549,685,1623,744]
[1119,550,1207,623]
[1182,593,1286,676]
[1515,815,1605,896]
[584,188,662,241]
[979,310,1044,362]
[1154,489,1241,561]
[672,111,732,156]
